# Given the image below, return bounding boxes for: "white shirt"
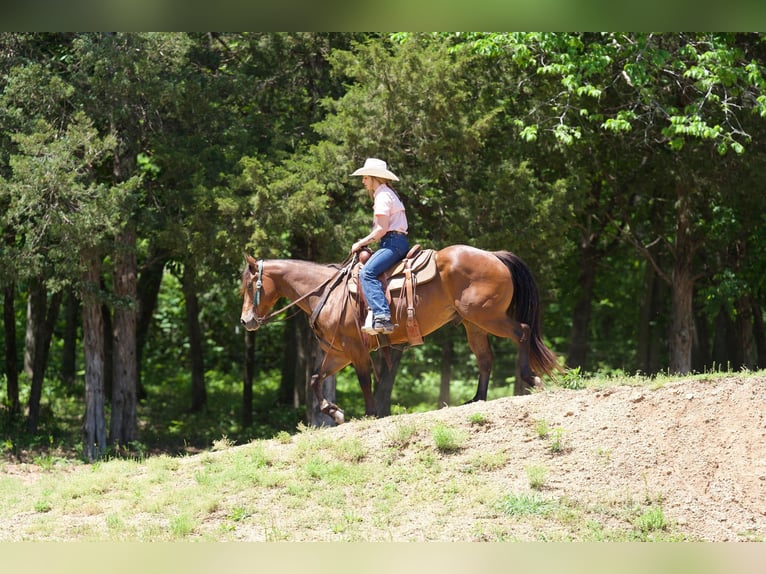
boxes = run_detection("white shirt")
[373,184,408,234]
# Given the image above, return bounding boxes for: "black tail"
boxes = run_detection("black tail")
[493,251,561,378]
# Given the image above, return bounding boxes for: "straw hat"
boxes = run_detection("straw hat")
[350,158,399,181]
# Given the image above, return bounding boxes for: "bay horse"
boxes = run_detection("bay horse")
[240,245,560,424]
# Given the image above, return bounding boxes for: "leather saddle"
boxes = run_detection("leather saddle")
[349,245,437,295]
[350,245,436,347]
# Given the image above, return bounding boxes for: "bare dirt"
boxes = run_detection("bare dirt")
[326,373,766,541]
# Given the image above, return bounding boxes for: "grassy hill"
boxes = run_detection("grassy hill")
[0,371,764,543]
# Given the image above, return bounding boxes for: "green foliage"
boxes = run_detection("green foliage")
[559,367,586,390]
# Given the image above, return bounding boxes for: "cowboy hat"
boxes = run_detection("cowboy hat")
[350,157,399,181]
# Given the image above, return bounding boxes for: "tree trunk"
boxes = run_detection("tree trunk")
[735,295,756,370]
[243,329,255,428]
[23,289,37,378]
[292,314,311,410]
[182,265,206,412]
[82,249,107,461]
[566,241,598,370]
[752,301,766,369]
[712,307,732,371]
[110,224,138,447]
[373,347,403,417]
[279,315,299,407]
[637,262,656,374]
[668,183,697,375]
[669,266,695,374]
[136,247,168,401]
[61,288,80,390]
[3,283,20,415]
[26,278,62,434]
[439,338,452,408]
[692,300,711,373]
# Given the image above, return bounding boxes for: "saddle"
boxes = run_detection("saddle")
[351,245,437,346]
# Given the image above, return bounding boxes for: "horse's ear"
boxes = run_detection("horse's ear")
[245,254,257,269]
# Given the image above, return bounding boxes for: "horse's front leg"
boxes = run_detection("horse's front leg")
[354,359,375,417]
[309,349,351,425]
[309,371,345,425]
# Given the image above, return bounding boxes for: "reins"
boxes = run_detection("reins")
[249,253,357,329]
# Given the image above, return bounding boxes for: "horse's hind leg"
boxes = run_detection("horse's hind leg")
[509,320,542,392]
[463,321,494,403]
[466,317,541,396]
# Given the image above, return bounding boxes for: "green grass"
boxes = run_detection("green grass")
[1,368,761,541]
[432,423,467,453]
[525,464,548,490]
[498,493,558,517]
[634,506,669,534]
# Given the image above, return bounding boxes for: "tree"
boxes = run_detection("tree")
[471,32,766,374]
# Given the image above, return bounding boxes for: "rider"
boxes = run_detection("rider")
[350,158,409,335]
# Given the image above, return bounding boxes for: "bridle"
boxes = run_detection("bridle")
[246,254,357,329]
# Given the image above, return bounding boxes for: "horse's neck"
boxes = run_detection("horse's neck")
[271,259,335,313]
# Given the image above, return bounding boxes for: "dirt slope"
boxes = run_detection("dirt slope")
[327,373,766,541]
[1,374,763,542]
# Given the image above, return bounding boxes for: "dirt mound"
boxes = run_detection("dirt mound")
[330,373,766,541]
[1,374,763,542]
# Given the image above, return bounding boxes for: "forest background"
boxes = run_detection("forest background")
[2,32,766,461]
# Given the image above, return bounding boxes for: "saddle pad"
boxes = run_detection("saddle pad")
[388,249,437,291]
[349,248,437,294]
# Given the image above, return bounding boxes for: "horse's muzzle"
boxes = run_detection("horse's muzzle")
[240,311,262,331]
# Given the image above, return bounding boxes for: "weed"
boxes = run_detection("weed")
[634,506,668,534]
[467,412,489,426]
[534,419,550,439]
[212,435,235,451]
[229,506,251,522]
[33,435,63,471]
[194,469,213,486]
[549,427,567,453]
[560,366,586,390]
[465,451,508,473]
[525,464,548,490]
[387,421,418,449]
[274,431,292,444]
[304,455,367,485]
[498,493,557,517]
[432,423,466,453]
[333,438,366,463]
[596,447,612,463]
[34,499,53,513]
[106,514,124,530]
[169,514,196,537]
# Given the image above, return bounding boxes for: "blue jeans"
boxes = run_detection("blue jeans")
[361,232,409,319]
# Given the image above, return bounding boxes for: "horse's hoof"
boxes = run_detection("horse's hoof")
[332,410,345,425]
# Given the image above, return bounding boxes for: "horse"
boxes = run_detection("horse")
[240,245,561,424]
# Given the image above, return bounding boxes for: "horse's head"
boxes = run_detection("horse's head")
[240,255,279,330]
